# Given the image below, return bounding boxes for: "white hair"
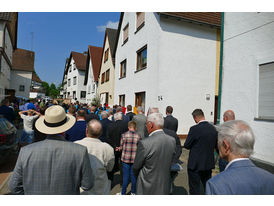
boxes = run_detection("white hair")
[114,112,122,121]
[147,113,164,127]
[101,111,108,119]
[217,120,255,156]
[147,107,159,115]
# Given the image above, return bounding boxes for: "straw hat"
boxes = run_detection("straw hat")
[35,105,76,134]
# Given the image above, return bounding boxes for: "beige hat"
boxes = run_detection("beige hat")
[35,105,76,134]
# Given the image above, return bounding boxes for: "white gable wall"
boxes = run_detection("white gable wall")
[221,12,274,164]
[10,70,32,99]
[86,58,97,104]
[115,12,218,134]
[66,58,86,104]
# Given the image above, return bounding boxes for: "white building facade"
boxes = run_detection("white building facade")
[66,52,87,104]
[85,46,103,105]
[220,12,274,168]
[0,13,17,101]
[114,12,220,135]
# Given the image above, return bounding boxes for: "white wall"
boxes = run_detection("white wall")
[114,12,218,134]
[66,58,86,104]
[221,12,274,164]
[10,70,32,99]
[86,58,97,104]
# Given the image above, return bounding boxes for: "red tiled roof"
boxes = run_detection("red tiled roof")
[88,45,103,82]
[71,51,87,71]
[12,48,35,72]
[32,72,42,83]
[159,12,221,27]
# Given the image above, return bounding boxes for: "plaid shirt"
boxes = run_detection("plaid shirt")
[120,130,141,163]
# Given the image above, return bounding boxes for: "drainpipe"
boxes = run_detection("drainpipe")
[217,12,224,124]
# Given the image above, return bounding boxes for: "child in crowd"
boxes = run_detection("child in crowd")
[116,121,141,195]
[19,109,40,145]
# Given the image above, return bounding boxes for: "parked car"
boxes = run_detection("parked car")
[0,115,18,165]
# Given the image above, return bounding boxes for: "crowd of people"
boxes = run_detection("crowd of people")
[0,97,273,195]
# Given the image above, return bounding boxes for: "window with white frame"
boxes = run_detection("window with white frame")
[73,76,77,85]
[68,79,71,87]
[19,85,25,92]
[258,62,274,119]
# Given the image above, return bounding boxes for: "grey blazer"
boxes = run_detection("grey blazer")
[133,130,176,195]
[9,135,94,195]
[206,159,274,195]
[132,114,147,139]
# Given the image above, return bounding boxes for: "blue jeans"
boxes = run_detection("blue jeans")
[20,130,34,144]
[122,162,136,195]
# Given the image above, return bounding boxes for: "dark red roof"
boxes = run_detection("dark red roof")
[12,48,35,72]
[71,51,87,71]
[32,72,42,83]
[159,12,221,27]
[88,46,103,82]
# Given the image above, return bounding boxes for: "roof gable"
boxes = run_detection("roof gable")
[12,48,35,72]
[71,51,87,71]
[84,46,103,84]
[32,72,42,83]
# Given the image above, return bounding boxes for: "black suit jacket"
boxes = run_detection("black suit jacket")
[184,121,217,171]
[106,120,128,149]
[100,118,112,142]
[163,128,182,165]
[126,112,136,121]
[85,112,99,122]
[164,115,178,133]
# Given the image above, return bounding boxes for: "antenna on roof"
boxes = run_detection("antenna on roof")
[31,32,34,51]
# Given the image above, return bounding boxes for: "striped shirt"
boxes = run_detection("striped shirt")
[120,130,141,163]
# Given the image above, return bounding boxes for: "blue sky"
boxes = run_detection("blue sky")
[17,12,120,86]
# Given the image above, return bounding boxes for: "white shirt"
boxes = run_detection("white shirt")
[20,114,39,132]
[149,129,163,137]
[75,137,115,195]
[225,158,249,171]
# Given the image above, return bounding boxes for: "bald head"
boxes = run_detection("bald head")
[86,119,102,138]
[223,110,235,122]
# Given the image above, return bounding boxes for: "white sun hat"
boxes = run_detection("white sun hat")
[35,105,76,134]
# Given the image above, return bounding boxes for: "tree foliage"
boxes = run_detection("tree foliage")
[42,81,61,98]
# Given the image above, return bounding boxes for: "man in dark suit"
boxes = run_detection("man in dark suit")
[112,106,129,122]
[100,111,111,142]
[184,109,217,195]
[106,112,128,184]
[85,106,99,122]
[65,110,87,142]
[8,105,94,195]
[133,113,176,195]
[125,105,135,121]
[163,106,178,133]
[206,120,274,195]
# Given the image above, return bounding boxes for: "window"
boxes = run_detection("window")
[88,85,91,94]
[19,85,25,92]
[67,92,70,98]
[136,45,147,71]
[258,62,274,120]
[106,69,110,82]
[119,95,125,107]
[81,91,86,99]
[68,79,71,87]
[73,91,76,99]
[135,92,146,111]
[101,72,105,84]
[73,76,77,85]
[136,12,145,31]
[120,59,127,78]
[104,48,109,62]
[92,84,95,93]
[69,66,71,72]
[123,24,129,44]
